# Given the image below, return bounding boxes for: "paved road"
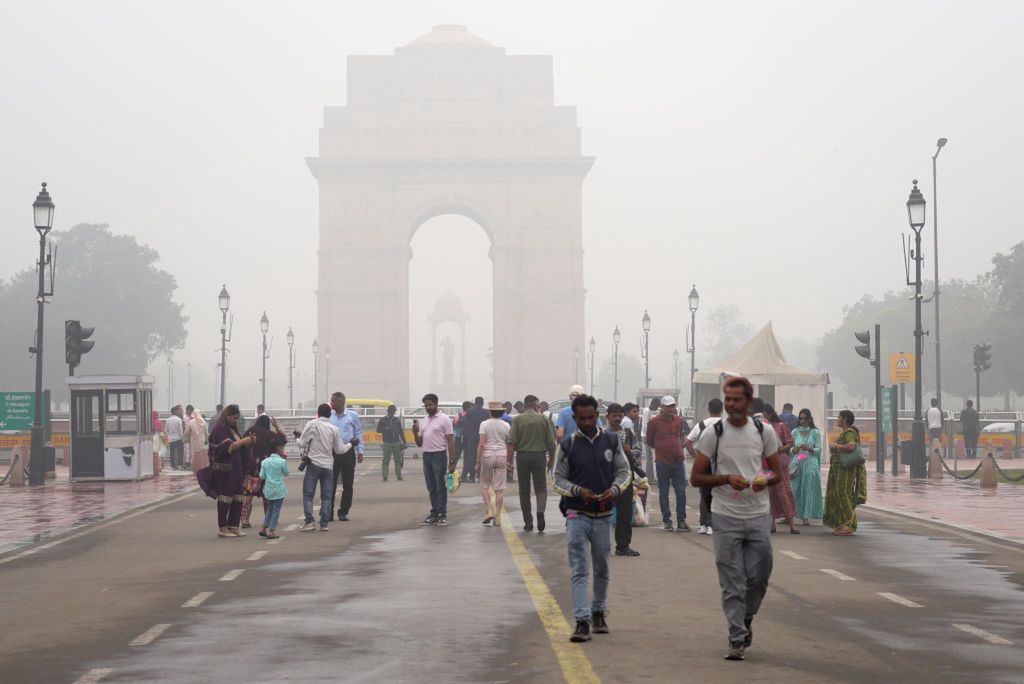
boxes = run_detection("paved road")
[1,460,1022,683]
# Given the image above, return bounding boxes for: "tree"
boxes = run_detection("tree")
[704,304,753,365]
[0,223,187,401]
[987,242,1024,396]
[818,278,997,402]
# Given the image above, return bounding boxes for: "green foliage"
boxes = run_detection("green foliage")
[0,224,187,399]
[819,242,1024,401]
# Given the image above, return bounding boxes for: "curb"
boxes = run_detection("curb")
[861,502,1024,549]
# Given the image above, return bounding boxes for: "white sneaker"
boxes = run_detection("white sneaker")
[706,527,713,536]
[698,525,708,535]
[299,521,316,531]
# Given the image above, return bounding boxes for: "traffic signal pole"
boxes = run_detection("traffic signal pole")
[874,323,883,473]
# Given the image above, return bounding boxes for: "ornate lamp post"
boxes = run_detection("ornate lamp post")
[29,183,55,486]
[312,338,320,405]
[932,138,947,412]
[687,284,700,408]
[286,327,295,412]
[217,285,231,406]
[906,180,928,477]
[588,337,596,396]
[641,310,652,389]
[613,326,621,401]
[259,311,270,406]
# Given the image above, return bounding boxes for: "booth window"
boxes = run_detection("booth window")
[141,390,153,433]
[106,390,138,434]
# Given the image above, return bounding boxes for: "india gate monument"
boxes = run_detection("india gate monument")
[307,25,593,404]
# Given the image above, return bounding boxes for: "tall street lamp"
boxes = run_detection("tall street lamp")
[641,310,652,389]
[324,347,331,396]
[588,337,596,396]
[932,137,947,412]
[218,285,231,406]
[286,327,295,412]
[688,285,700,408]
[259,311,270,406]
[612,326,621,401]
[906,179,928,477]
[312,338,320,404]
[29,182,55,486]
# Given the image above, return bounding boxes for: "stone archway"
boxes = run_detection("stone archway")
[307,25,593,404]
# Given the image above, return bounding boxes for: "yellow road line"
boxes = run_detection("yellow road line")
[499,510,601,684]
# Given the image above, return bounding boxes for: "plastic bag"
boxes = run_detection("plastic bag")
[446,470,461,493]
[632,492,648,526]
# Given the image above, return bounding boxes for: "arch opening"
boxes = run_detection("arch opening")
[408,214,493,404]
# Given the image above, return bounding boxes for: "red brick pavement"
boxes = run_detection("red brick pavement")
[0,467,197,555]
[831,464,1024,544]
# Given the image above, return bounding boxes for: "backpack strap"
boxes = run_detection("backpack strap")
[711,417,764,474]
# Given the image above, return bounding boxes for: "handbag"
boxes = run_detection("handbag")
[211,460,233,473]
[244,474,263,497]
[839,435,866,469]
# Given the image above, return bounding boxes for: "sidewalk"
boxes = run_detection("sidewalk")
[855,467,1024,544]
[0,467,197,555]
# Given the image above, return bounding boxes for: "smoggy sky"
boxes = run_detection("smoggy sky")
[2,1,1021,407]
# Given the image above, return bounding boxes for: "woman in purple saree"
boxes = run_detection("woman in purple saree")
[197,404,255,537]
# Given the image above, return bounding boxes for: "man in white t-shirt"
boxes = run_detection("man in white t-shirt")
[692,377,780,662]
[685,398,724,535]
[165,405,185,470]
[926,398,944,442]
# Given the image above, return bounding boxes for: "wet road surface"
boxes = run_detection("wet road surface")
[2,459,1023,683]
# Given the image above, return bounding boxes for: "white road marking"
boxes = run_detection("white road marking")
[247,550,267,561]
[181,591,214,608]
[952,623,1013,645]
[267,539,281,544]
[820,568,856,581]
[779,550,807,560]
[219,569,245,581]
[74,668,113,683]
[286,523,299,530]
[129,623,172,646]
[878,592,923,608]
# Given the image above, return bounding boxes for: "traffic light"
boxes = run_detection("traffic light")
[65,320,95,375]
[973,343,992,372]
[854,330,873,364]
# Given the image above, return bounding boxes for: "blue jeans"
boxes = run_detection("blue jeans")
[656,460,687,524]
[303,463,334,526]
[263,497,284,530]
[566,513,612,620]
[423,451,448,518]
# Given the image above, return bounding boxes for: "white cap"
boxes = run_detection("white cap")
[569,385,585,396]
[661,395,677,406]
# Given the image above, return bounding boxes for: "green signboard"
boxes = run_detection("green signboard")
[881,386,895,427]
[0,392,35,432]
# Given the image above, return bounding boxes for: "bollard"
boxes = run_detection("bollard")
[929,440,943,480]
[980,452,998,488]
[9,446,28,486]
[955,439,965,460]
[1003,442,1012,461]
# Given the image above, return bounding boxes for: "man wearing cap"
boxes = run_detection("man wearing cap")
[556,385,585,440]
[645,395,691,532]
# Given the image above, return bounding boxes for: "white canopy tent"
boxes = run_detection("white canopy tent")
[693,323,830,425]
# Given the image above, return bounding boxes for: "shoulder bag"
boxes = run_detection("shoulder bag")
[839,430,865,469]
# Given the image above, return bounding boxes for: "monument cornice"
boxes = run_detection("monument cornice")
[306,157,595,182]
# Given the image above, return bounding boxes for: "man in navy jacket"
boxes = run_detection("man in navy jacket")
[554,394,630,642]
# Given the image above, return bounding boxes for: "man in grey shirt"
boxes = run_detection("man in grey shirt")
[692,377,781,662]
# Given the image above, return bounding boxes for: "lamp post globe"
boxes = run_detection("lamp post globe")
[906,179,926,230]
[642,310,651,333]
[688,285,700,314]
[260,311,269,335]
[286,327,294,347]
[33,182,55,235]
[218,285,230,315]
[613,326,621,346]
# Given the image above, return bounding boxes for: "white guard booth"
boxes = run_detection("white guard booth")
[67,375,156,481]
[693,323,829,425]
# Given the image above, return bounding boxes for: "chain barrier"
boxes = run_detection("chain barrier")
[937,451,983,480]
[0,453,22,486]
[988,453,1024,482]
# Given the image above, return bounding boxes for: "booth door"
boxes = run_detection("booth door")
[71,391,104,478]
